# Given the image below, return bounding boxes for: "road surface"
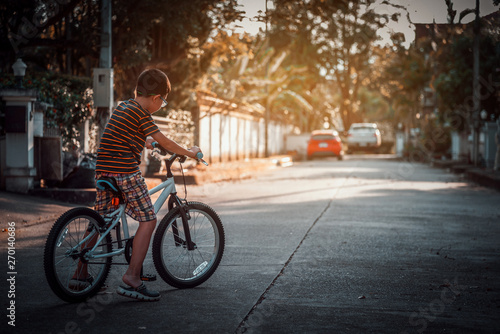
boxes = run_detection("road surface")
[2,155,499,333]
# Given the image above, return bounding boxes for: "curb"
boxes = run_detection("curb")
[431,159,500,191]
[465,168,500,191]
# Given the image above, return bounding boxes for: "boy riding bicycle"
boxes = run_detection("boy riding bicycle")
[71,68,201,301]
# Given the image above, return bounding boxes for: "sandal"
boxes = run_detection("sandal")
[116,282,160,302]
[68,275,94,291]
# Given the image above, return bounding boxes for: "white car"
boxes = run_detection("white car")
[347,123,382,152]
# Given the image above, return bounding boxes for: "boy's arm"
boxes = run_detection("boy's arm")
[150,131,200,159]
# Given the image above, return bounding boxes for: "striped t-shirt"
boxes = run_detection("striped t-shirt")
[96,99,159,174]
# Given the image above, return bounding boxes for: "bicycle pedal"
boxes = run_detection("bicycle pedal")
[140,274,157,282]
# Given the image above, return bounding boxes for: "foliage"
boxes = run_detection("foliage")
[197,24,327,132]
[266,1,329,132]
[194,0,411,133]
[195,31,254,101]
[0,0,244,107]
[378,0,499,160]
[111,0,245,106]
[0,0,99,74]
[303,0,408,131]
[377,39,431,126]
[0,70,93,149]
[432,28,500,130]
[358,87,390,122]
[2,0,497,144]
[199,0,336,133]
[435,0,500,130]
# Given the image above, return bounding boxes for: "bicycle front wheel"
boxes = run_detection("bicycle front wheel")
[44,208,112,303]
[152,202,225,289]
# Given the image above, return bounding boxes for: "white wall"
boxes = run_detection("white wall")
[199,112,289,163]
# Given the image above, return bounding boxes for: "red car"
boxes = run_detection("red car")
[307,130,344,160]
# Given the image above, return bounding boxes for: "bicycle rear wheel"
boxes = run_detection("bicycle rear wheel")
[152,202,225,289]
[44,208,112,303]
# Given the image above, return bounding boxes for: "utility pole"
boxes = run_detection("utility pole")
[94,0,113,147]
[100,0,112,69]
[472,0,480,165]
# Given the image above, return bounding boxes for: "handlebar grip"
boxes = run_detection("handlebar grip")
[196,151,209,166]
[152,142,207,165]
[151,142,171,156]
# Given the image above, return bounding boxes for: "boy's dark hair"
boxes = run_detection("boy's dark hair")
[136,69,171,97]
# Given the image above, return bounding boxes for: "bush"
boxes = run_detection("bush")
[0,71,93,150]
[402,125,452,162]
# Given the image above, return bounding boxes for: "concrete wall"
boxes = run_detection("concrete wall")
[197,92,290,163]
[152,92,290,165]
[199,112,288,163]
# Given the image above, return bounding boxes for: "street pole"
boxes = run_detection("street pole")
[472,0,480,165]
[95,0,113,146]
[100,0,112,69]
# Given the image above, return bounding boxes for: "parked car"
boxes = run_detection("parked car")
[307,130,344,160]
[346,123,381,153]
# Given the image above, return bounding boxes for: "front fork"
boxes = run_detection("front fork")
[169,194,196,251]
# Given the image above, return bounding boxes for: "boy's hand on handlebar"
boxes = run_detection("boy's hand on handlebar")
[189,146,201,159]
[145,138,155,150]
[150,141,205,163]
[190,147,208,165]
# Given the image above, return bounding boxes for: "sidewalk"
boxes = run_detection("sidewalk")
[0,190,75,229]
[431,159,500,191]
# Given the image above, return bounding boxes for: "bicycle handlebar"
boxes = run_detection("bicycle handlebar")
[151,142,208,166]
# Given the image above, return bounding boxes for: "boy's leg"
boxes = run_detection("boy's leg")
[116,172,159,299]
[72,230,99,280]
[122,218,157,288]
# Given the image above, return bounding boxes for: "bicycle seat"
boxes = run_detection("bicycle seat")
[96,177,121,196]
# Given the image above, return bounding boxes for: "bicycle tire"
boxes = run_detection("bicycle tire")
[44,208,112,303]
[152,202,225,289]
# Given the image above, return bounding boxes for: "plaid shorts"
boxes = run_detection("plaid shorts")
[94,172,156,222]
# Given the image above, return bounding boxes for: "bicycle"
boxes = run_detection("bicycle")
[43,144,225,303]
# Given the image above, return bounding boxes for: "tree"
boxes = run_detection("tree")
[196,0,407,133]
[305,0,407,131]
[377,35,431,127]
[195,0,330,133]
[0,1,244,99]
[374,0,499,159]
[0,1,100,74]
[266,0,326,132]
[433,1,500,130]
[111,0,245,107]
[242,0,332,132]
[0,0,245,148]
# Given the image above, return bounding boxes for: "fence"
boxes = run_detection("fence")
[152,111,194,149]
[152,92,289,164]
[196,91,289,163]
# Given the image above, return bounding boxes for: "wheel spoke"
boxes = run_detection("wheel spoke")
[44,208,112,302]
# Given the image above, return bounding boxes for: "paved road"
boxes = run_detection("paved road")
[1,155,499,333]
